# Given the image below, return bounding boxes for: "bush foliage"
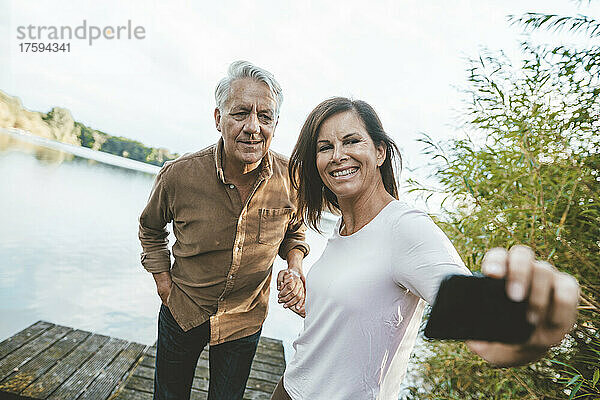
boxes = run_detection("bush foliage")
[406,11,599,400]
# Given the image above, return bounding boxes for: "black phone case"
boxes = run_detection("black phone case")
[424,275,534,343]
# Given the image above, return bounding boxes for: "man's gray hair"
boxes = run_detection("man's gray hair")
[215,60,283,116]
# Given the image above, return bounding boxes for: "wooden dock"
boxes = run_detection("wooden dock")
[0,321,285,400]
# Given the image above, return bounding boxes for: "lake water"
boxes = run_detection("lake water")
[0,129,334,362]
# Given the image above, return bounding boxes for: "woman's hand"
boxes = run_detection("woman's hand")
[466,245,579,366]
[277,269,306,318]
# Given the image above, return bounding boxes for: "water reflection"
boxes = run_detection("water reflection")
[0,132,75,164]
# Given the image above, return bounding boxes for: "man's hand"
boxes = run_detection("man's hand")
[153,271,173,306]
[278,248,306,317]
[277,269,306,317]
[467,245,580,366]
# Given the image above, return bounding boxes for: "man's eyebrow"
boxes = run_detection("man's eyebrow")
[317,139,331,144]
[230,106,250,111]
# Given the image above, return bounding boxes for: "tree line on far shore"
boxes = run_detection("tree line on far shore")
[75,120,179,166]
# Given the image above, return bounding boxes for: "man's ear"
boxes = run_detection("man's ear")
[214,108,222,132]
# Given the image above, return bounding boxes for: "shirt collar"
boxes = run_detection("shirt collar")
[214,138,273,184]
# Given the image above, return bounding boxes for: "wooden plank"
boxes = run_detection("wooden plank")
[243,388,272,400]
[257,341,284,355]
[249,359,285,376]
[0,325,72,382]
[258,336,283,349]
[245,377,276,394]
[110,387,153,400]
[79,342,146,400]
[247,368,281,385]
[0,329,90,395]
[131,365,153,380]
[191,375,209,391]
[139,356,154,369]
[143,347,156,358]
[251,347,284,363]
[0,321,54,361]
[48,337,128,400]
[123,376,152,393]
[21,333,109,399]
[190,388,207,400]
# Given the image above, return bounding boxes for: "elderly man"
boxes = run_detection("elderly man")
[139,61,308,400]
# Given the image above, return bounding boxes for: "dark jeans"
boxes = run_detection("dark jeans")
[154,304,261,400]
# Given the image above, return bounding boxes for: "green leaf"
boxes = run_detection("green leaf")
[568,381,583,400]
[463,176,475,196]
[566,374,581,386]
[593,368,599,387]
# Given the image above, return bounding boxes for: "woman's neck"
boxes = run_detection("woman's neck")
[338,182,395,236]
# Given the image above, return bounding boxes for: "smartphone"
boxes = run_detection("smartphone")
[424,274,534,343]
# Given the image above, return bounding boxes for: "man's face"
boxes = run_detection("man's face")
[215,78,277,171]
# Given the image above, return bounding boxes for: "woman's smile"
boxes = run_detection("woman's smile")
[329,166,359,178]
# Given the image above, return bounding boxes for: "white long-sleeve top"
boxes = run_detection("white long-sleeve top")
[283,200,471,399]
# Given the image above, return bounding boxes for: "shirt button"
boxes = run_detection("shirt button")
[229,184,235,189]
[219,296,224,301]
[228,274,233,279]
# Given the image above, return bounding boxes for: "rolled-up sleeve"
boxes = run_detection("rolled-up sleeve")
[278,213,310,259]
[139,167,173,274]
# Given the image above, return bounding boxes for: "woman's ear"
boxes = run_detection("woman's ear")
[376,143,386,167]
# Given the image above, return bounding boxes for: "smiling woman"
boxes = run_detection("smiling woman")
[315,112,387,216]
[289,97,402,232]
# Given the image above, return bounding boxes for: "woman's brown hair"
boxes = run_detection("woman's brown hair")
[289,97,402,232]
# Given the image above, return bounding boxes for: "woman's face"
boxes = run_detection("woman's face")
[315,111,385,202]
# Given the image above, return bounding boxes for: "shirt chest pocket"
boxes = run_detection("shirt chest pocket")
[258,208,292,246]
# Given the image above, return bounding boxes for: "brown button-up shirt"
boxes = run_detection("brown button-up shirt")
[139,139,309,345]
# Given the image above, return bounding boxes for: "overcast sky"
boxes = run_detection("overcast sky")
[1,0,598,171]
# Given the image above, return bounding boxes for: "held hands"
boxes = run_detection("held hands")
[467,245,580,366]
[277,268,306,318]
